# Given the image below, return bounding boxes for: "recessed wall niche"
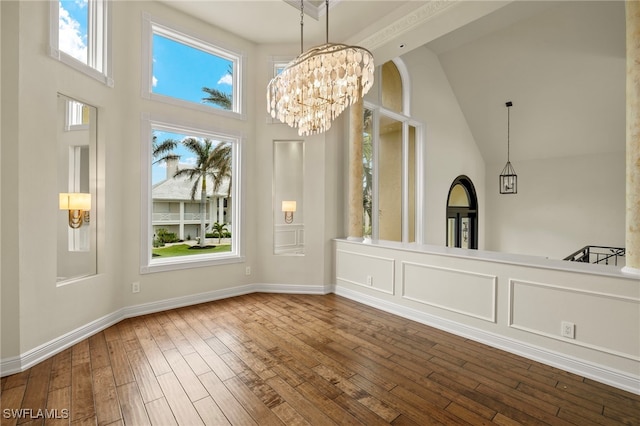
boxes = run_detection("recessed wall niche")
[57,94,97,282]
[273,140,304,255]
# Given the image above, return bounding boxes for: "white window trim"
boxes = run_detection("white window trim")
[266,56,294,123]
[140,113,245,274]
[49,0,114,87]
[141,13,246,121]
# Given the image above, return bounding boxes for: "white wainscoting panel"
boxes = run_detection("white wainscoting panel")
[401,261,497,322]
[509,279,640,361]
[336,249,395,294]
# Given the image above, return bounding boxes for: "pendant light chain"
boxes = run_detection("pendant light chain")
[507,104,510,162]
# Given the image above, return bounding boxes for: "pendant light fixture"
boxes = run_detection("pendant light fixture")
[267,0,375,136]
[499,101,518,194]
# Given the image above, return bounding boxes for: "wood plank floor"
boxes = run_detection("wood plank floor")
[1,293,639,425]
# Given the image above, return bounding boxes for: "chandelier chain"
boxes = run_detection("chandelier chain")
[325,0,329,44]
[300,0,304,54]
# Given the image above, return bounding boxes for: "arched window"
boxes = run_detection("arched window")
[362,59,423,243]
[446,176,478,249]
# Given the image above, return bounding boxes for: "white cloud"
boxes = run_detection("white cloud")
[58,3,87,63]
[217,73,232,86]
[74,0,88,9]
[152,76,158,87]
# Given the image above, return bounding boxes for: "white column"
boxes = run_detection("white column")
[624,1,640,275]
[179,201,185,240]
[218,197,225,224]
[348,83,364,240]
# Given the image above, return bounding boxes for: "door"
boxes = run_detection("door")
[446,176,478,249]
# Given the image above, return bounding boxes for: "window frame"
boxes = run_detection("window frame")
[50,0,114,87]
[365,103,425,244]
[363,58,425,244]
[141,13,245,120]
[140,114,244,274]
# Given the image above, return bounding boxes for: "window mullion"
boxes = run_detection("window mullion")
[371,107,380,241]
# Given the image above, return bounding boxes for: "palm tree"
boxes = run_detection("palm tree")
[173,138,232,247]
[152,134,179,165]
[201,87,232,110]
[202,64,233,110]
[211,222,229,244]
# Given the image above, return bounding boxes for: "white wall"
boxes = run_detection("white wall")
[400,46,486,247]
[485,152,626,259]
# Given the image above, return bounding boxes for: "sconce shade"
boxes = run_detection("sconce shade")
[60,193,91,229]
[59,193,91,211]
[282,200,296,224]
[281,200,297,213]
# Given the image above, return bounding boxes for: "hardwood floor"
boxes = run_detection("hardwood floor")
[1,293,639,425]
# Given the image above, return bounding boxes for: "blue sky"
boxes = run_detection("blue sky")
[59,0,88,62]
[152,34,233,106]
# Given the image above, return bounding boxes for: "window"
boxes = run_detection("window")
[362,59,423,243]
[143,15,243,117]
[141,117,243,273]
[50,0,113,86]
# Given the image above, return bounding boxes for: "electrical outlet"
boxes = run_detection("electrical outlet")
[245,266,251,276]
[561,321,575,339]
[132,282,140,293]
[366,275,373,286]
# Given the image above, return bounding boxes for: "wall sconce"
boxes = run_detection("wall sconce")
[281,200,296,224]
[59,193,91,229]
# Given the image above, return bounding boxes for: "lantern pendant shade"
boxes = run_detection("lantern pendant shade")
[499,161,517,194]
[499,101,517,194]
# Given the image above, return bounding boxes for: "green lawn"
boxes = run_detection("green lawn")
[152,243,231,258]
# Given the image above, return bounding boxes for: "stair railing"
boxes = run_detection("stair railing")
[564,246,626,266]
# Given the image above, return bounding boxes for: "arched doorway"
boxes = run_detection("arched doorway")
[446,176,478,249]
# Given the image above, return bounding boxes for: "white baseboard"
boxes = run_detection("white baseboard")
[0,283,331,377]
[334,285,640,395]
[4,281,636,395]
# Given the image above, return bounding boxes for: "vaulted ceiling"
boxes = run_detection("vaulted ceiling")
[161,0,626,164]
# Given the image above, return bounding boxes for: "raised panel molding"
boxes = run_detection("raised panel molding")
[336,249,395,294]
[401,261,497,322]
[509,279,640,361]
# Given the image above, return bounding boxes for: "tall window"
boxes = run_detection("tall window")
[143,15,243,116]
[363,60,422,243]
[51,0,112,86]
[141,119,242,273]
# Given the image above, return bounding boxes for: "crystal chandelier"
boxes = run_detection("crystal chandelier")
[267,0,375,136]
